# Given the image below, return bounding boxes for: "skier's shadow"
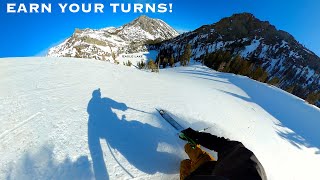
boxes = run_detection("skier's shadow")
[87,89,180,179]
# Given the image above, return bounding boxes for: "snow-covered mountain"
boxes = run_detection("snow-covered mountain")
[158,13,320,105]
[1,57,319,180]
[46,13,319,105]
[47,15,179,61]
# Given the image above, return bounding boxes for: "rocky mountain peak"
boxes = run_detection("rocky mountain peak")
[133,15,151,22]
[120,15,179,41]
[159,12,320,104]
[47,16,179,61]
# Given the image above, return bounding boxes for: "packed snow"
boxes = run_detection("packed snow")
[1,57,319,180]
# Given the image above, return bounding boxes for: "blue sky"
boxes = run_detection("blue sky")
[0,0,319,57]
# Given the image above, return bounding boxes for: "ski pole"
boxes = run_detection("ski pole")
[128,107,152,114]
[199,126,213,132]
[179,133,197,149]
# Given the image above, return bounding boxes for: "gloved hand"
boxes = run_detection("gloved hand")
[180,128,199,148]
[180,128,198,140]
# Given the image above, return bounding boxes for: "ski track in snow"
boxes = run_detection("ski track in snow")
[0,112,42,141]
[1,57,320,180]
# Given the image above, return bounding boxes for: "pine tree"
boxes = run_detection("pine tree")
[169,56,175,67]
[179,54,185,66]
[204,53,214,68]
[137,60,146,69]
[147,59,158,72]
[252,67,265,81]
[230,55,242,74]
[203,49,208,66]
[306,91,320,105]
[213,52,224,70]
[218,62,227,72]
[259,70,268,82]
[223,60,232,72]
[268,77,280,86]
[157,56,161,71]
[185,44,192,65]
[222,51,232,62]
[112,52,118,64]
[163,58,168,68]
[248,63,256,78]
[124,60,132,67]
[285,85,295,93]
[180,44,192,66]
[238,60,250,76]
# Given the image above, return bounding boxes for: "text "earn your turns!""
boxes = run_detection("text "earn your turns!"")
[6,3,173,14]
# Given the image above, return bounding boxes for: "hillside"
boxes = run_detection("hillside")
[158,13,320,105]
[46,13,320,105]
[1,57,319,180]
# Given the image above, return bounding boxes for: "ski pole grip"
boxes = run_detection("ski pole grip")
[179,133,197,149]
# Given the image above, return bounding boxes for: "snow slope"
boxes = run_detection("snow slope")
[1,57,319,180]
[160,13,320,101]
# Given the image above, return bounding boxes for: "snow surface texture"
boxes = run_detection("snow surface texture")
[1,57,319,180]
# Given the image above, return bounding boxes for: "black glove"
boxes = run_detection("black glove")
[181,128,198,140]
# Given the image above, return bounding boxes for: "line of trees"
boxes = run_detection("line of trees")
[136,59,159,72]
[203,50,269,83]
[203,50,320,106]
[139,46,320,106]
[156,44,192,68]
[123,60,132,67]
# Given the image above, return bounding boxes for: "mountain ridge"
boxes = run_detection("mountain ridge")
[157,13,320,105]
[47,13,320,105]
[47,15,179,61]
